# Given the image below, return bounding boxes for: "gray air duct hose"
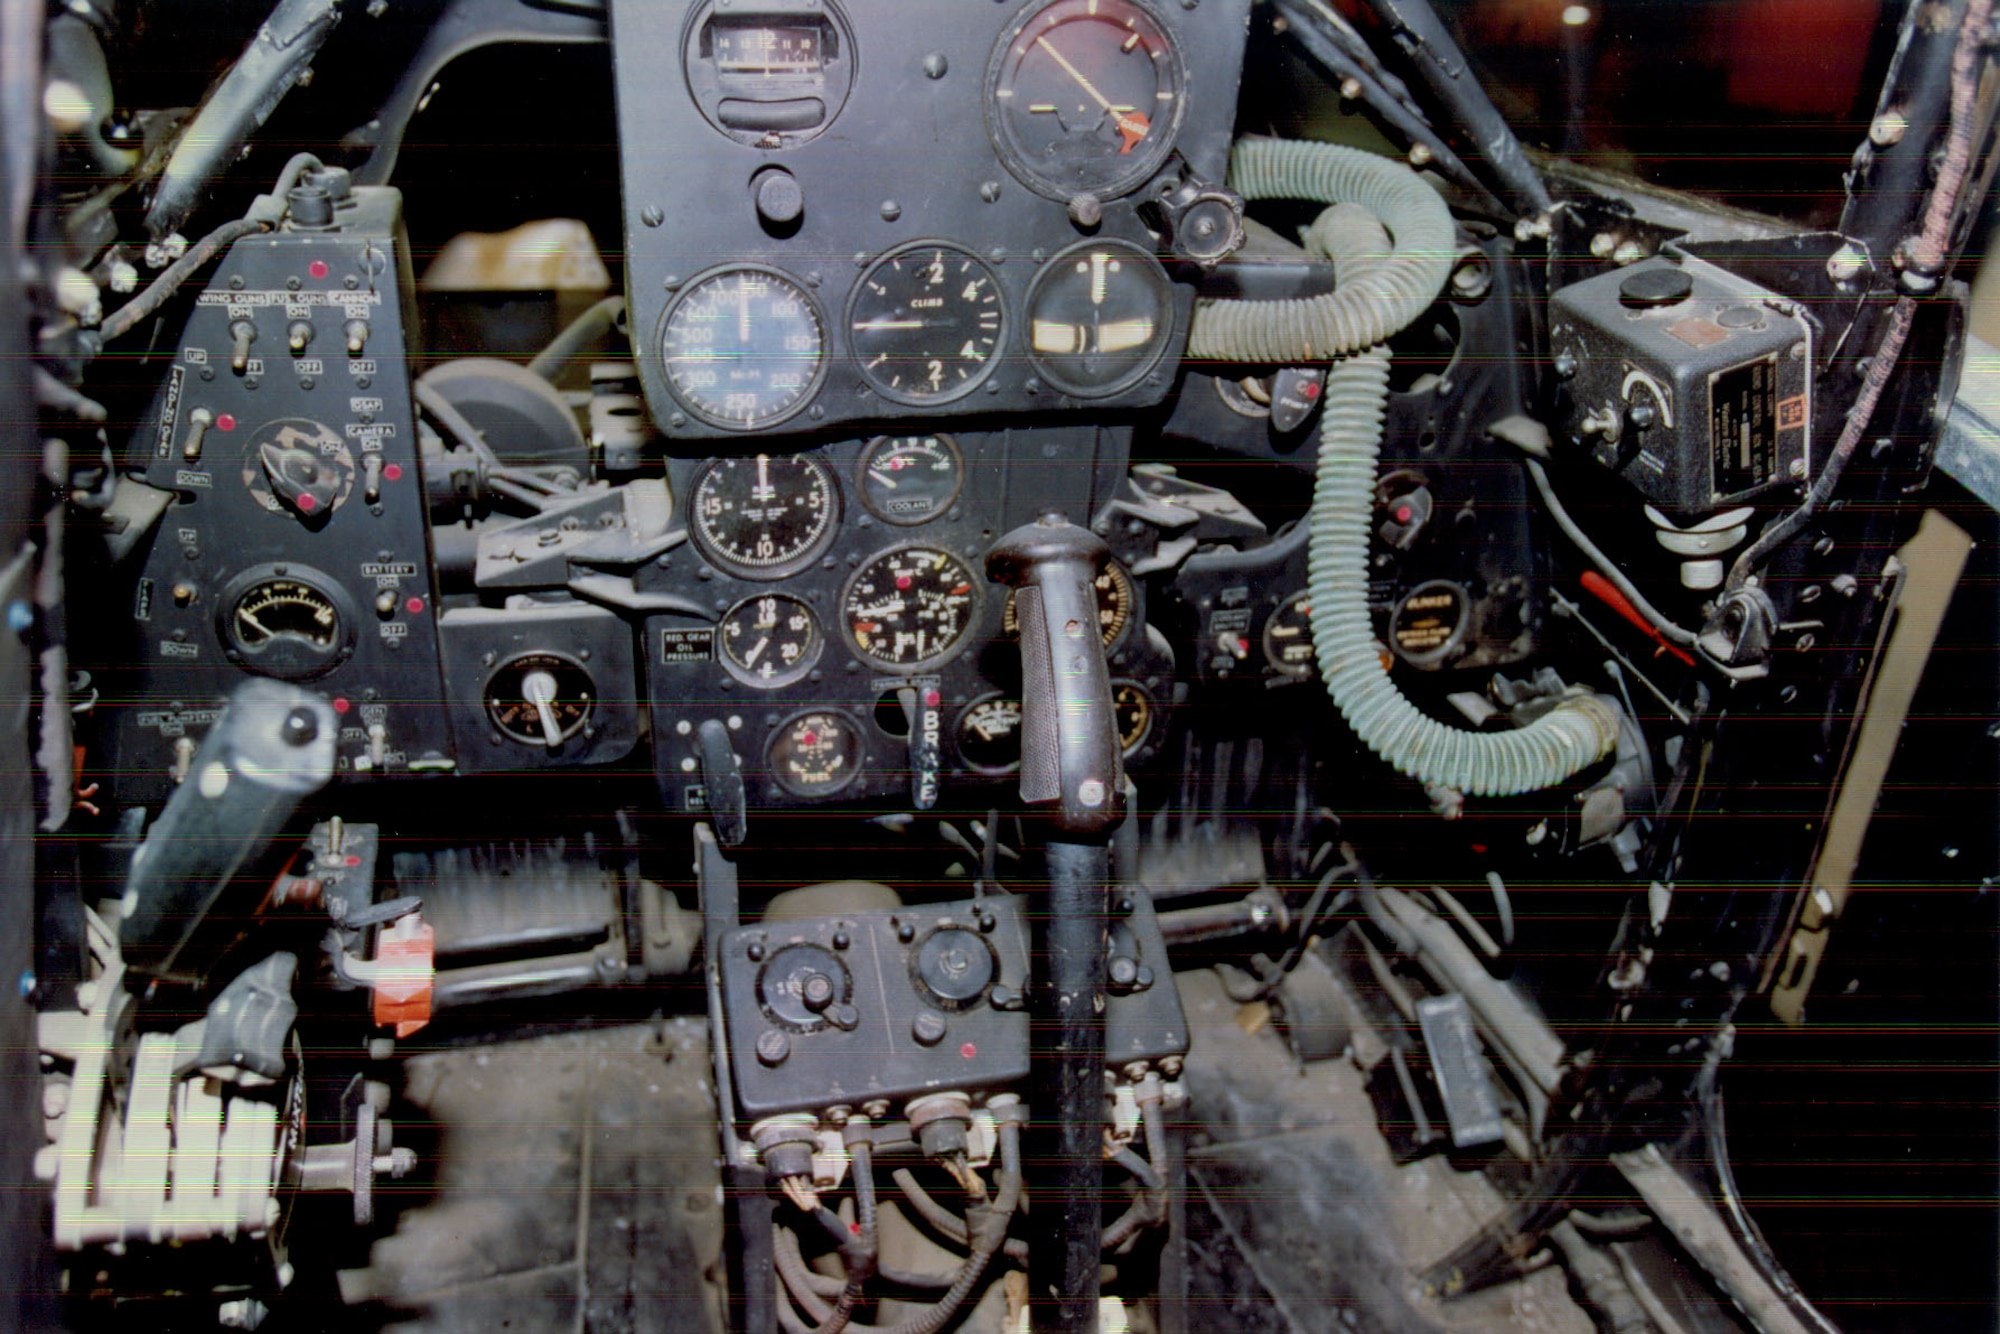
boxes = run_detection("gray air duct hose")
[1188,138,1619,796]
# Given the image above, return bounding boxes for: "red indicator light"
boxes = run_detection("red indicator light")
[296,493,318,512]
[216,414,236,432]
[332,697,350,714]
[923,689,941,708]
[382,463,403,482]
[308,260,329,280]
[405,597,425,615]
[959,1042,977,1059]
[345,854,361,868]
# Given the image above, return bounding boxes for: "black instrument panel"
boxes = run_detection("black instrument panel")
[640,425,1174,814]
[608,0,1251,441]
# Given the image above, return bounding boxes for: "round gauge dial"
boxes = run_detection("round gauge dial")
[484,652,596,747]
[681,2,855,149]
[1026,240,1175,398]
[1003,557,1134,649]
[986,0,1186,200]
[219,569,354,681]
[857,434,964,526]
[956,694,1024,772]
[660,267,825,431]
[1263,590,1317,679]
[842,545,984,671]
[849,247,1005,404]
[689,453,840,579]
[719,593,823,688]
[1113,680,1155,755]
[767,710,864,798]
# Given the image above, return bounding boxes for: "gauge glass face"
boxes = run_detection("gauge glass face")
[956,695,1024,772]
[683,3,853,149]
[689,453,840,579]
[1004,558,1134,649]
[1262,590,1316,678]
[842,546,983,670]
[849,247,1005,404]
[1113,680,1154,755]
[1025,240,1175,397]
[767,710,863,797]
[484,652,596,746]
[986,0,1186,199]
[857,434,964,526]
[660,268,825,430]
[719,593,823,688]
[225,575,349,680]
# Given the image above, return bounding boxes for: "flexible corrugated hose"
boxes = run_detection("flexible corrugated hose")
[1188,138,1618,796]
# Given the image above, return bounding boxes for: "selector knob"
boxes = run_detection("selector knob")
[914,927,997,1009]
[799,972,836,1013]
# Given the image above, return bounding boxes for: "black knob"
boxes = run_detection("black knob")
[800,972,836,1012]
[1618,265,1693,309]
[753,168,804,226]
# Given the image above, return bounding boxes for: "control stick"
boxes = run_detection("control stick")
[987,514,1126,1333]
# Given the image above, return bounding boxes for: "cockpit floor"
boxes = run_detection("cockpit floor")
[329,977,1589,1333]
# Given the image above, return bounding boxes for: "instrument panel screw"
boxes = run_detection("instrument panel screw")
[880,200,901,222]
[831,930,851,951]
[640,206,665,228]
[1076,778,1106,808]
[980,181,1001,202]
[922,51,948,79]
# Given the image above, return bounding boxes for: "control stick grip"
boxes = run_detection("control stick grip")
[986,514,1125,838]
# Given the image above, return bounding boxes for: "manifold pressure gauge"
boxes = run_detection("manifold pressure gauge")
[660,266,826,431]
[985,0,1187,200]
[849,247,1005,404]
[1004,557,1134,648]
[484,652,596,748]
[689,452,840,580]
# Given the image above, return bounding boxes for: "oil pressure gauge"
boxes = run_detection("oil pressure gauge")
[719,592,822,688]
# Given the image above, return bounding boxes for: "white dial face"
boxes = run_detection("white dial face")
[661,267,824,430]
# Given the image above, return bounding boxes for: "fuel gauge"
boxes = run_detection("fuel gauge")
[767,710,863,798]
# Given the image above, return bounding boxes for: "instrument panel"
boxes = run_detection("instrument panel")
[608,0,1250,441]
[641,425,1174,814]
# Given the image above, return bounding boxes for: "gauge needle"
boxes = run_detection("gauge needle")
[852,319,927,331]
[869,468,899,490]
[737,285,751,341]
[744,637,770,667]
[1035,35,1151,153]
[237,609,273,639]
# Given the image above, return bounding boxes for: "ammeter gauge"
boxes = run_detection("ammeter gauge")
[218,566,355,681]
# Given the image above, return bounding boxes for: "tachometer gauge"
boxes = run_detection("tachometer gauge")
[857,434,964,526]
[689,453,840,580]
[767,710,863,798]
[985,0,1187,200]
[218,567,355,681]
[1025,240,1175,398]
[1262,590,1316,679]
[719,593,823,688]
[841,545,983,671]
[956,694,1024,773]
[1003,557,1134,649]
[848,246,1005,404]
[660,266,825,431]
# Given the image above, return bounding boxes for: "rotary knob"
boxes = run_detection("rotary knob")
[913,927,997,1010]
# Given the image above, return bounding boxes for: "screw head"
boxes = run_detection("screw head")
[912,1011,947,1045]
[1077,778,1106,808]
[281,708,320,746]
[755,1031,791,1066]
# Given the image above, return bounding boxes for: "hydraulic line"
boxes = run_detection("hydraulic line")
[1189,137,1619,796]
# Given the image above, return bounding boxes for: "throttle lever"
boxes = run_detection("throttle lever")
[985,514,1126,838]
